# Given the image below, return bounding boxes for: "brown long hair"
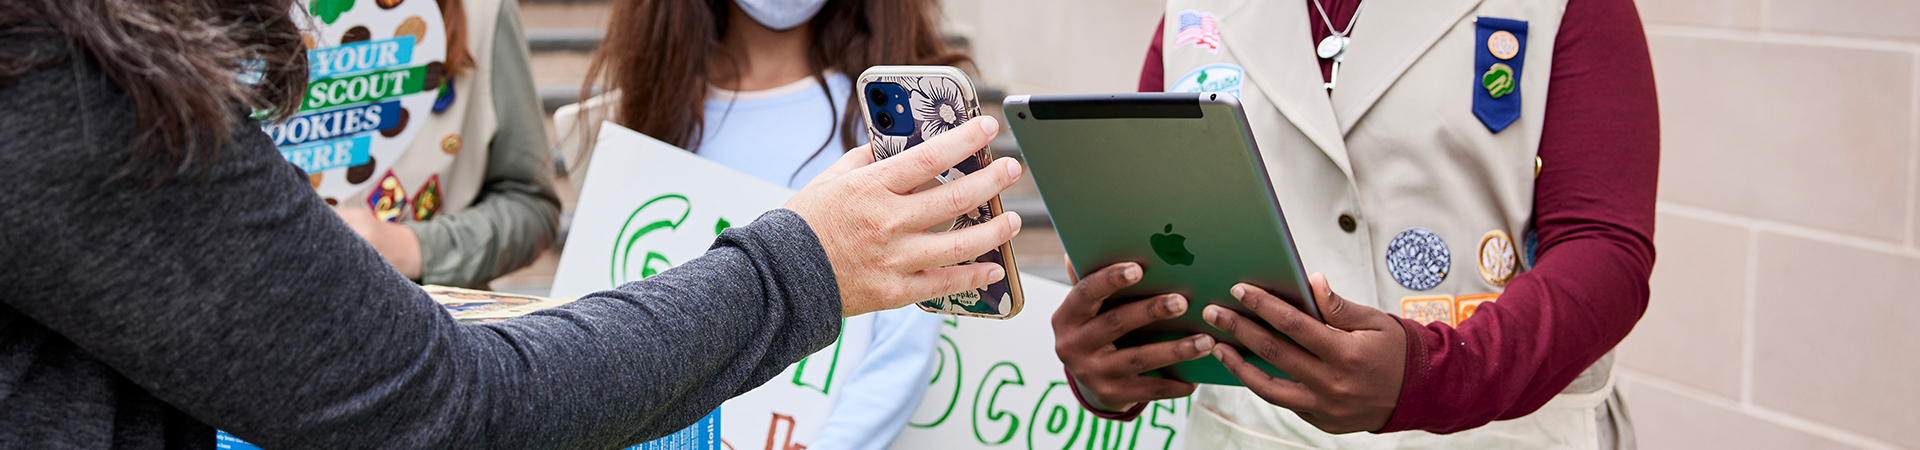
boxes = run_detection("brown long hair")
[0,0,308,180]
[582,0,970,154]
[436,0,474,76]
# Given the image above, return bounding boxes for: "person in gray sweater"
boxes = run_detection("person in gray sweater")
[0,2,1023,449]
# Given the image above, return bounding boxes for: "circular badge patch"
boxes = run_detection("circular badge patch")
[1478,230,1518,287]
[440,133,461,154]
[1488,30,1519,60]
[1386,227,1450,291]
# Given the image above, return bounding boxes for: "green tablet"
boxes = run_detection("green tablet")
[1003,92,1320,386]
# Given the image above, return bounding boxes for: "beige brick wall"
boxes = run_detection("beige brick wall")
[947,1,1920,448]
[1624,1,1918,448]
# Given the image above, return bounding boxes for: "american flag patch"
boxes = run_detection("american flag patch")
[1174,10,1223,54]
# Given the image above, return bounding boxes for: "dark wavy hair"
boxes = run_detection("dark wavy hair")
[0,0,309,181]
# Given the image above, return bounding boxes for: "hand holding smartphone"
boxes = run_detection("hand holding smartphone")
[856,66,1024,319]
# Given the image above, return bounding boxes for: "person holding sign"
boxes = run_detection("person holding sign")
[296,0,562,289]
[1054,0,1658,448]
[554,0,973,447]
[0,2,1023,449]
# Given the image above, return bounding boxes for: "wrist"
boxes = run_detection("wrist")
[1064,368,1146,421]
[383,221,424,280]
[1376,315,1433,433]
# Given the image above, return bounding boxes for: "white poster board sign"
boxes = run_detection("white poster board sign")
[889,280,1191,450]
[552,123,1189,450]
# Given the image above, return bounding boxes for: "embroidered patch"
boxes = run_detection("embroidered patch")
[412,174,441,221]
[1401,295,1456,326]
[1171,63,1244,99]
[1456,293,1498,324]
[1174,10,1223,54]
[1478,229,1518,287]
[1386,227,1450,291]
[368,170,408,222]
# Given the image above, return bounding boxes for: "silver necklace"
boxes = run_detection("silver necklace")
[1312,0,1364,90]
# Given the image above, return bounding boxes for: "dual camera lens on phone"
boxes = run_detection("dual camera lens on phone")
[865,82,913,137]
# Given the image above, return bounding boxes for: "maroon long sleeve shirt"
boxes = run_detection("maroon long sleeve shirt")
[1103,0,1658,434]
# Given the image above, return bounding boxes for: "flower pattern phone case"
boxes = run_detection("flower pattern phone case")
[856,66,1024,319]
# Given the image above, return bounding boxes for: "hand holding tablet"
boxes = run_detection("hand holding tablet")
[1006,93,1318,386]
[1204,273,1407,434]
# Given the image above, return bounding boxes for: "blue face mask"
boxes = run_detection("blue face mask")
[734,0,828,31]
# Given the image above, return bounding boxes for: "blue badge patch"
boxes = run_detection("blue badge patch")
[1172,63,1244,99]
[1387,227,1450,291]
[1473,17,1527,133]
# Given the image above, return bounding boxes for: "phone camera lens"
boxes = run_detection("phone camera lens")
[868,88,887,106]
[875,112,894,129]
[1016,112,1027,119]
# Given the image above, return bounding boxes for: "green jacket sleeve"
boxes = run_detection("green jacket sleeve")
[405,1,562,288]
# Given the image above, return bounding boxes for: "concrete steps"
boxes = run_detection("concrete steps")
[522,0,603,113]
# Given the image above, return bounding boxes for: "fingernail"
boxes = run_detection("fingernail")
[1005,158,1022,179]
[1230,284,1246,299]
[1193,335,1214,353]
[1008,211,1022,232]
[1122,264,1142,282]
[1211,347,1226,360]
[1204,305,1223,324]
[978,115,999,133]
[988,265,1006,283]
[1165,294,1187,315]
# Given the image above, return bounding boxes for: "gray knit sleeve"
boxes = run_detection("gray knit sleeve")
[0,50,843,446]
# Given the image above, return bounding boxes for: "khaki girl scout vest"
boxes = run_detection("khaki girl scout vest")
[1160,0,1629,448]
[338,0,502,222]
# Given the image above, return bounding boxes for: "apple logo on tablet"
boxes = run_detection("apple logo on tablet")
[1152,224,1195,266]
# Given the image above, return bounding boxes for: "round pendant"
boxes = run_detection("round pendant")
[1317,35,1345,59]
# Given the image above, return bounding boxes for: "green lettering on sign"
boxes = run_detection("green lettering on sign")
[791,319,846,394]
[611,194,692,286]
[973,362,1026,445]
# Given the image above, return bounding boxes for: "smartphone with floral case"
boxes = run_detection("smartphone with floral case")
[856,66,1024,319]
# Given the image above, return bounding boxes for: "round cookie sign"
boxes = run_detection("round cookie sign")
[263,0,445,200]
